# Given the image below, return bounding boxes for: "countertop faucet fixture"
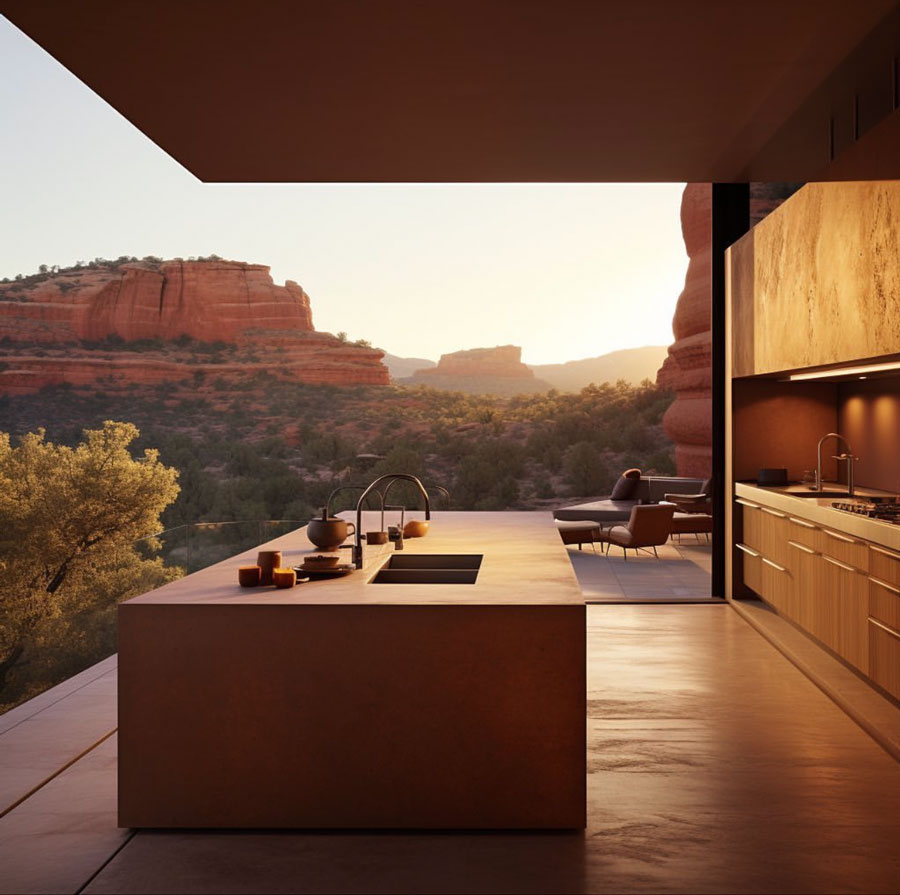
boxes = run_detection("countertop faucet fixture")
[353,474,431,569]
[816,432,857,496]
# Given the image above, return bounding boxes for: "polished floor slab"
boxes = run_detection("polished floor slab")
[71,605,899,894]
[2,605,898,893]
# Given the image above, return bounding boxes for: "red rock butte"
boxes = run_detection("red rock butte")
[415,345,536,381]
[0,259,390,394]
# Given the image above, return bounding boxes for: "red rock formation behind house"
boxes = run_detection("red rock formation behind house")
[0,259,389,394]
[419,346,535,380]
[403,345,552,395]
[657,184,803,477]
[657,184,713,478]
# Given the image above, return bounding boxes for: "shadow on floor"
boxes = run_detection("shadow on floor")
[566,539,714,601]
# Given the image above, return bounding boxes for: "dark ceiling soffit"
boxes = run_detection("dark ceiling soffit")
[2,0,900,182]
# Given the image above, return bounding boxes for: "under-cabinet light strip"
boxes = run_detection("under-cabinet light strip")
[787,360,900,380]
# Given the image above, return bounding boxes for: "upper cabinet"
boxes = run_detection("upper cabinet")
[729,182,900,378]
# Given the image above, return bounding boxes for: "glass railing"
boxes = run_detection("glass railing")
[132,519,303,576]
[0,519,303,716]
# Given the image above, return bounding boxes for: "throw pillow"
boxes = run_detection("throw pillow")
[610,468,641,500]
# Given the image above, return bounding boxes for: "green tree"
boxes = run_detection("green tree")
[0,421,181,697]
[563,441,610,497]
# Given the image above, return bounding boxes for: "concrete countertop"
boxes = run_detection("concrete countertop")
[735,482,900,552]
[125,511,583,606]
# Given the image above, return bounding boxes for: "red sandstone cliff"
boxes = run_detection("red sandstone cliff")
[0,259,389,394]
[657,184,802,477]
[657,184,713,478]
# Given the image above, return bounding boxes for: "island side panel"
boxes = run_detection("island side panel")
[118,603,586,829]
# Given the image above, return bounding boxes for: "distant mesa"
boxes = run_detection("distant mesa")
[0,258,390,395]
[400,345,553,396]
[394,344,670,395]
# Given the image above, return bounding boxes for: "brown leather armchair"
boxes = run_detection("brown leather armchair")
[663,478,712,514]
[599,503,676,560]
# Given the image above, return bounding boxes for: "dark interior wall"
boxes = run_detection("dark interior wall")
[732,379,838,482]
[838,376,900,493]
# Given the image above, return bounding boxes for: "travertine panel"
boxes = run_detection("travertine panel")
[731,181,900,376]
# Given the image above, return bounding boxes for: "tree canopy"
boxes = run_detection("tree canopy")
[0,421,181,704]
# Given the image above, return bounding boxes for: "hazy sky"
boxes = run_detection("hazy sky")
[0,17,688,365]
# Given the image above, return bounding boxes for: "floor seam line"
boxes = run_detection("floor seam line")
[75,827,136,895]
[0,727,118,819]
[0,658,118,737]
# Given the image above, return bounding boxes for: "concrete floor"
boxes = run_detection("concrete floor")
[2,605,900,894]
[567,539,713,601]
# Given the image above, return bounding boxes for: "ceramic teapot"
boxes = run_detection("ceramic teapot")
[306,507,356,550]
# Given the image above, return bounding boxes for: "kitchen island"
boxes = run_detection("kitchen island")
[118,512,585,829]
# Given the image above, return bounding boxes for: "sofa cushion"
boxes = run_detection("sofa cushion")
[553,499,638,523]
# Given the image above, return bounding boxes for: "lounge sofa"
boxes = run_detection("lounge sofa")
[553,475,707,525]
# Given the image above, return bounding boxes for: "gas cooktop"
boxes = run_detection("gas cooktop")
[831,499,900,522]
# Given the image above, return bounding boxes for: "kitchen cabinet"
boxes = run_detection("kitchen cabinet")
[735,491,880,679]
[869,620,900,701]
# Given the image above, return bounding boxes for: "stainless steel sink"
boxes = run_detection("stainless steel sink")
[370,554,483,584]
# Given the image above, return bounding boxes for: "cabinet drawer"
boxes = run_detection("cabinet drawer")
[736,543,762,596]
[757,505,791,567]
[787,515,821,553]
[820,528,869,572]
[868,619,900,701]
[869,544,900,589]
[737,500,763,554]
[869,575,900,631]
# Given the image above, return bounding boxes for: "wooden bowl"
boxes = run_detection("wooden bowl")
[273,568,297,588]
[238,565,261,587]
[301,554,341,570]
[402,520,430,538]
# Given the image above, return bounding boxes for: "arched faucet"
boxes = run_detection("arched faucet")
[353,474,431,569]
[816,432,857,495]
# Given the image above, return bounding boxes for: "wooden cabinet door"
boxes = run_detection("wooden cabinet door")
[822,555,868,671]
[868,619,900,701]
[786,539,818,626]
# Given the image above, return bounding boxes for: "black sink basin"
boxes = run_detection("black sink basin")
[383,554,483,570]
[370,568,479,584]
[370,554,483,583]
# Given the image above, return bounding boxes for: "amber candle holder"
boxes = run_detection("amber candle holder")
[256,550,282,586]
[238,565,261,587]
[272,567,296,589]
